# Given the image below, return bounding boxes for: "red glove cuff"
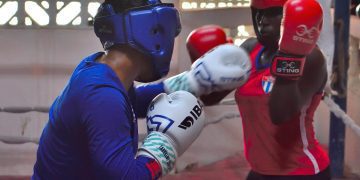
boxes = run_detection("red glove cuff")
[271,54,306,80]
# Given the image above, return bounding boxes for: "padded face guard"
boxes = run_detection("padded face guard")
[250,5,283,47]
[94,2,181,79]
[250,0,286,42]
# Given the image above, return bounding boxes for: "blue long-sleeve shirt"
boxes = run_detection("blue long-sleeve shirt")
[33,52,165,180]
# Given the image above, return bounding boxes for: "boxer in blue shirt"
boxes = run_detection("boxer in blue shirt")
[33,1,184,179]
[33,51,166,179]
[33,0,251,179]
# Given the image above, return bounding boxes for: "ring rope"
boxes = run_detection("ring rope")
[1,97,359,144]
[0,106,49,113]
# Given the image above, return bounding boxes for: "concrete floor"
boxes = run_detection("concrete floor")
[0,142,359,180]
[166,154,360,180]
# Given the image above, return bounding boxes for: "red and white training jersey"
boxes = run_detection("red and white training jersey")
[235,43,330,175]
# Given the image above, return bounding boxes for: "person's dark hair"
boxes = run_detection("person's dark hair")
[104,0,149,13]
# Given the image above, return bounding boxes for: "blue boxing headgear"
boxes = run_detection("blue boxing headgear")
[94,0,181,80]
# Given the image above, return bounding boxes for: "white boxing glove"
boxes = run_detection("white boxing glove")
[137,91,205,175]
[164,44,251,96]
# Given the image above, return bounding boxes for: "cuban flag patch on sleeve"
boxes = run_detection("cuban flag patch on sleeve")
[261,76,275,94]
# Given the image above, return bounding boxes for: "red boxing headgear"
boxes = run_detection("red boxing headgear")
[251,0,287,9]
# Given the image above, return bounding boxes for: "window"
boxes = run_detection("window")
[181,0,250,10]
[0,1,18,26]
[0,0,101,28]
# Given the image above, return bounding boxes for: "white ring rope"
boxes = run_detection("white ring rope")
[0,135,39,144]
[0,106,49,113]
[0,96,359,144]
[205,112,240,126]
[323,96,360,137]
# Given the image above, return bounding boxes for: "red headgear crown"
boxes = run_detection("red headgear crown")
[250,0,288,9]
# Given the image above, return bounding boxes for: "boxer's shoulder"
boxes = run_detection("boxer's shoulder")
[303,46,326,78]
[240,37,258,53]
[306,46,325,63]
[303,46,327,92]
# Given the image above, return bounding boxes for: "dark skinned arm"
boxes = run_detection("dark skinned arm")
[200,90,232,106]
[200,38,257,106]
[269,47,327,125]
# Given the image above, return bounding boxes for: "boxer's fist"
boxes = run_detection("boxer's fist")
[138,91,205,175]
[146,91,205,155]
[186,25,228,63]
[164,44,251,96]
[280,0,323,55]
[271,0,323,79]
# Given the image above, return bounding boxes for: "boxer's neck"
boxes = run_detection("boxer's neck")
[99,50,141,91]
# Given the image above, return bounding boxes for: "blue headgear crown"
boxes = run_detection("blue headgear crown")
[94,0,181,80]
